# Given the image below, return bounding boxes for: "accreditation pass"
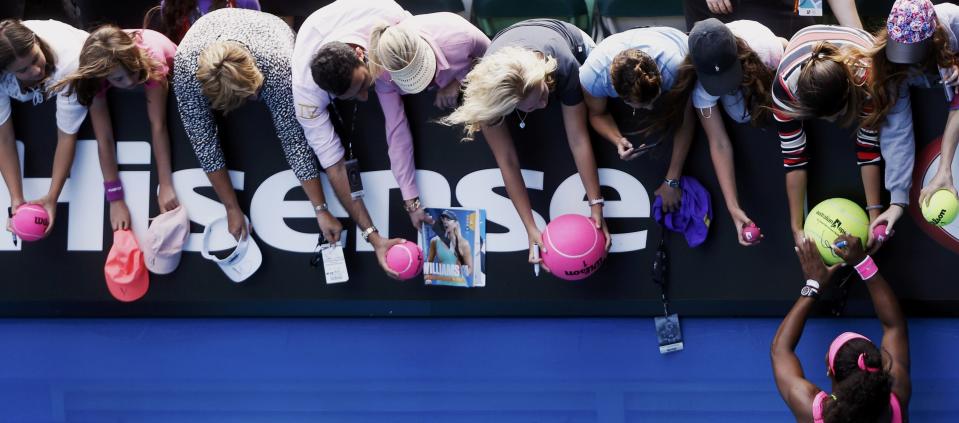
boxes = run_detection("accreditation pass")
[321,243,349,284]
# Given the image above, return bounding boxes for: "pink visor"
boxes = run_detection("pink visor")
[828,332,871,375]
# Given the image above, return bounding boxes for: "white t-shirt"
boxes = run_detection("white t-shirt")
[691,20,783,110]
[0,20,88,134]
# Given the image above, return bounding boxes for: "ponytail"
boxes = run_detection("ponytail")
[783,41,867,128]
[823,339,893,422]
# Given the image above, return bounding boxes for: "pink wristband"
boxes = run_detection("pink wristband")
[104,180,124,202]
[854,255,878,280]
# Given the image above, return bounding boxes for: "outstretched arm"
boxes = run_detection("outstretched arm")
[0,118,24,212]
[833,234,911,404]
[482,122,547,271]
[826,0,863,29]
[771,238,840,419]
[919,109,959,205]
[655,101,695,214]
[698,105,756,246]
[562,102,610,252]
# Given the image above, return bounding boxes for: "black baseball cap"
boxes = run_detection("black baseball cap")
[688,18,742,96]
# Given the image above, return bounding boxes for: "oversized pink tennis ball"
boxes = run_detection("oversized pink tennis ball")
[873,224,890,242]
[386,240,423,280]
[742,223,761,244]
[541,214,607,281]
[10,204,49,242]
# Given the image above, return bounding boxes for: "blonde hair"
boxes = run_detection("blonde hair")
[367,23,420,79]
[196,41,263,113]
[440,47,556,140]
[52,26,164,106]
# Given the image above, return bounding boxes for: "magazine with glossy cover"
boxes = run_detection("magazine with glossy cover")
[421,207,486,287]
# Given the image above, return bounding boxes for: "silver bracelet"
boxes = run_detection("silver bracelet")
[865,204,884,211]
[315,203,329,213]
[588,197,605,207]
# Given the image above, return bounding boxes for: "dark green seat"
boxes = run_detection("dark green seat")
[595,0,685,36]
[471,0,590,38]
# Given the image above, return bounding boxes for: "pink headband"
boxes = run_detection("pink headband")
[828,332,877,375]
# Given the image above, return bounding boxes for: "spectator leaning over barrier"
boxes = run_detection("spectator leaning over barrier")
[578,26,697,215]
[52,25,179,232]
[293,0,412,278]
[0,19,88,238]
[173,8,405,278]
[365,12,490,231]
[772,25,913,250]
[687,19,787,246]
[851,0,959,242]
[441,19,611,273]
[144,0,261,44]
[771,234,910,422]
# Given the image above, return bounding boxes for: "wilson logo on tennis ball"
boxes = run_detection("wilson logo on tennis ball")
[563,256,606,278]
[933,209,947,226]
[912,137,959,255]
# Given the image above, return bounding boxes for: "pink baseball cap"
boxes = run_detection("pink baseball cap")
[143,206,190,275]
[104,229,149,302]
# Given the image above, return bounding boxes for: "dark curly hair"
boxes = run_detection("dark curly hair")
[310,41,363,97]
[610,48,697,137]
[823,338,893,422]
[610,48,661,106]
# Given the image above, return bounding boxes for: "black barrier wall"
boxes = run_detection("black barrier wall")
[1,86,957,317]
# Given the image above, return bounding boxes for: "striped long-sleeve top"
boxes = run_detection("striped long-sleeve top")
[173,8,321,181]
[771,25,881,171]
[772,25,917,205]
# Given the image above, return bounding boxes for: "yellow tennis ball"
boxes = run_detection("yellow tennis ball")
[921,189,959,227]
[803,198,869,265]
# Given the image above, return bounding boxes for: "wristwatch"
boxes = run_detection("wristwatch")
[664,178,680,189]
[403,197,421,213]
[314,203,329,213]
[361,225,379,242]
[801,279,821,300]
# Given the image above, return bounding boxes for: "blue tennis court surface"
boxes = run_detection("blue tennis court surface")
[0,318,955,422]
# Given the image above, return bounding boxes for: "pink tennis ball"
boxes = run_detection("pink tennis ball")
[873,224,890,242]
[386,240,423,280]
[742,223,761,244]
[10,204,49,242]
[541,214,607,281]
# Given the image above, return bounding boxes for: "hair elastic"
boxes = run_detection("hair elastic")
[828,332,872,375]
[858,353,880,373]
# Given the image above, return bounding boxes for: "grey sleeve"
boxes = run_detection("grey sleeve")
[173,52,226,174]
[878,82,916,205]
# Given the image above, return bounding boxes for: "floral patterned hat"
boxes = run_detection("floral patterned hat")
[886,0,938,64]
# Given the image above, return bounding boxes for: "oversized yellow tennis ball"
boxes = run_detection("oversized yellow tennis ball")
[803,198,869,265]
[921,189,959,227]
